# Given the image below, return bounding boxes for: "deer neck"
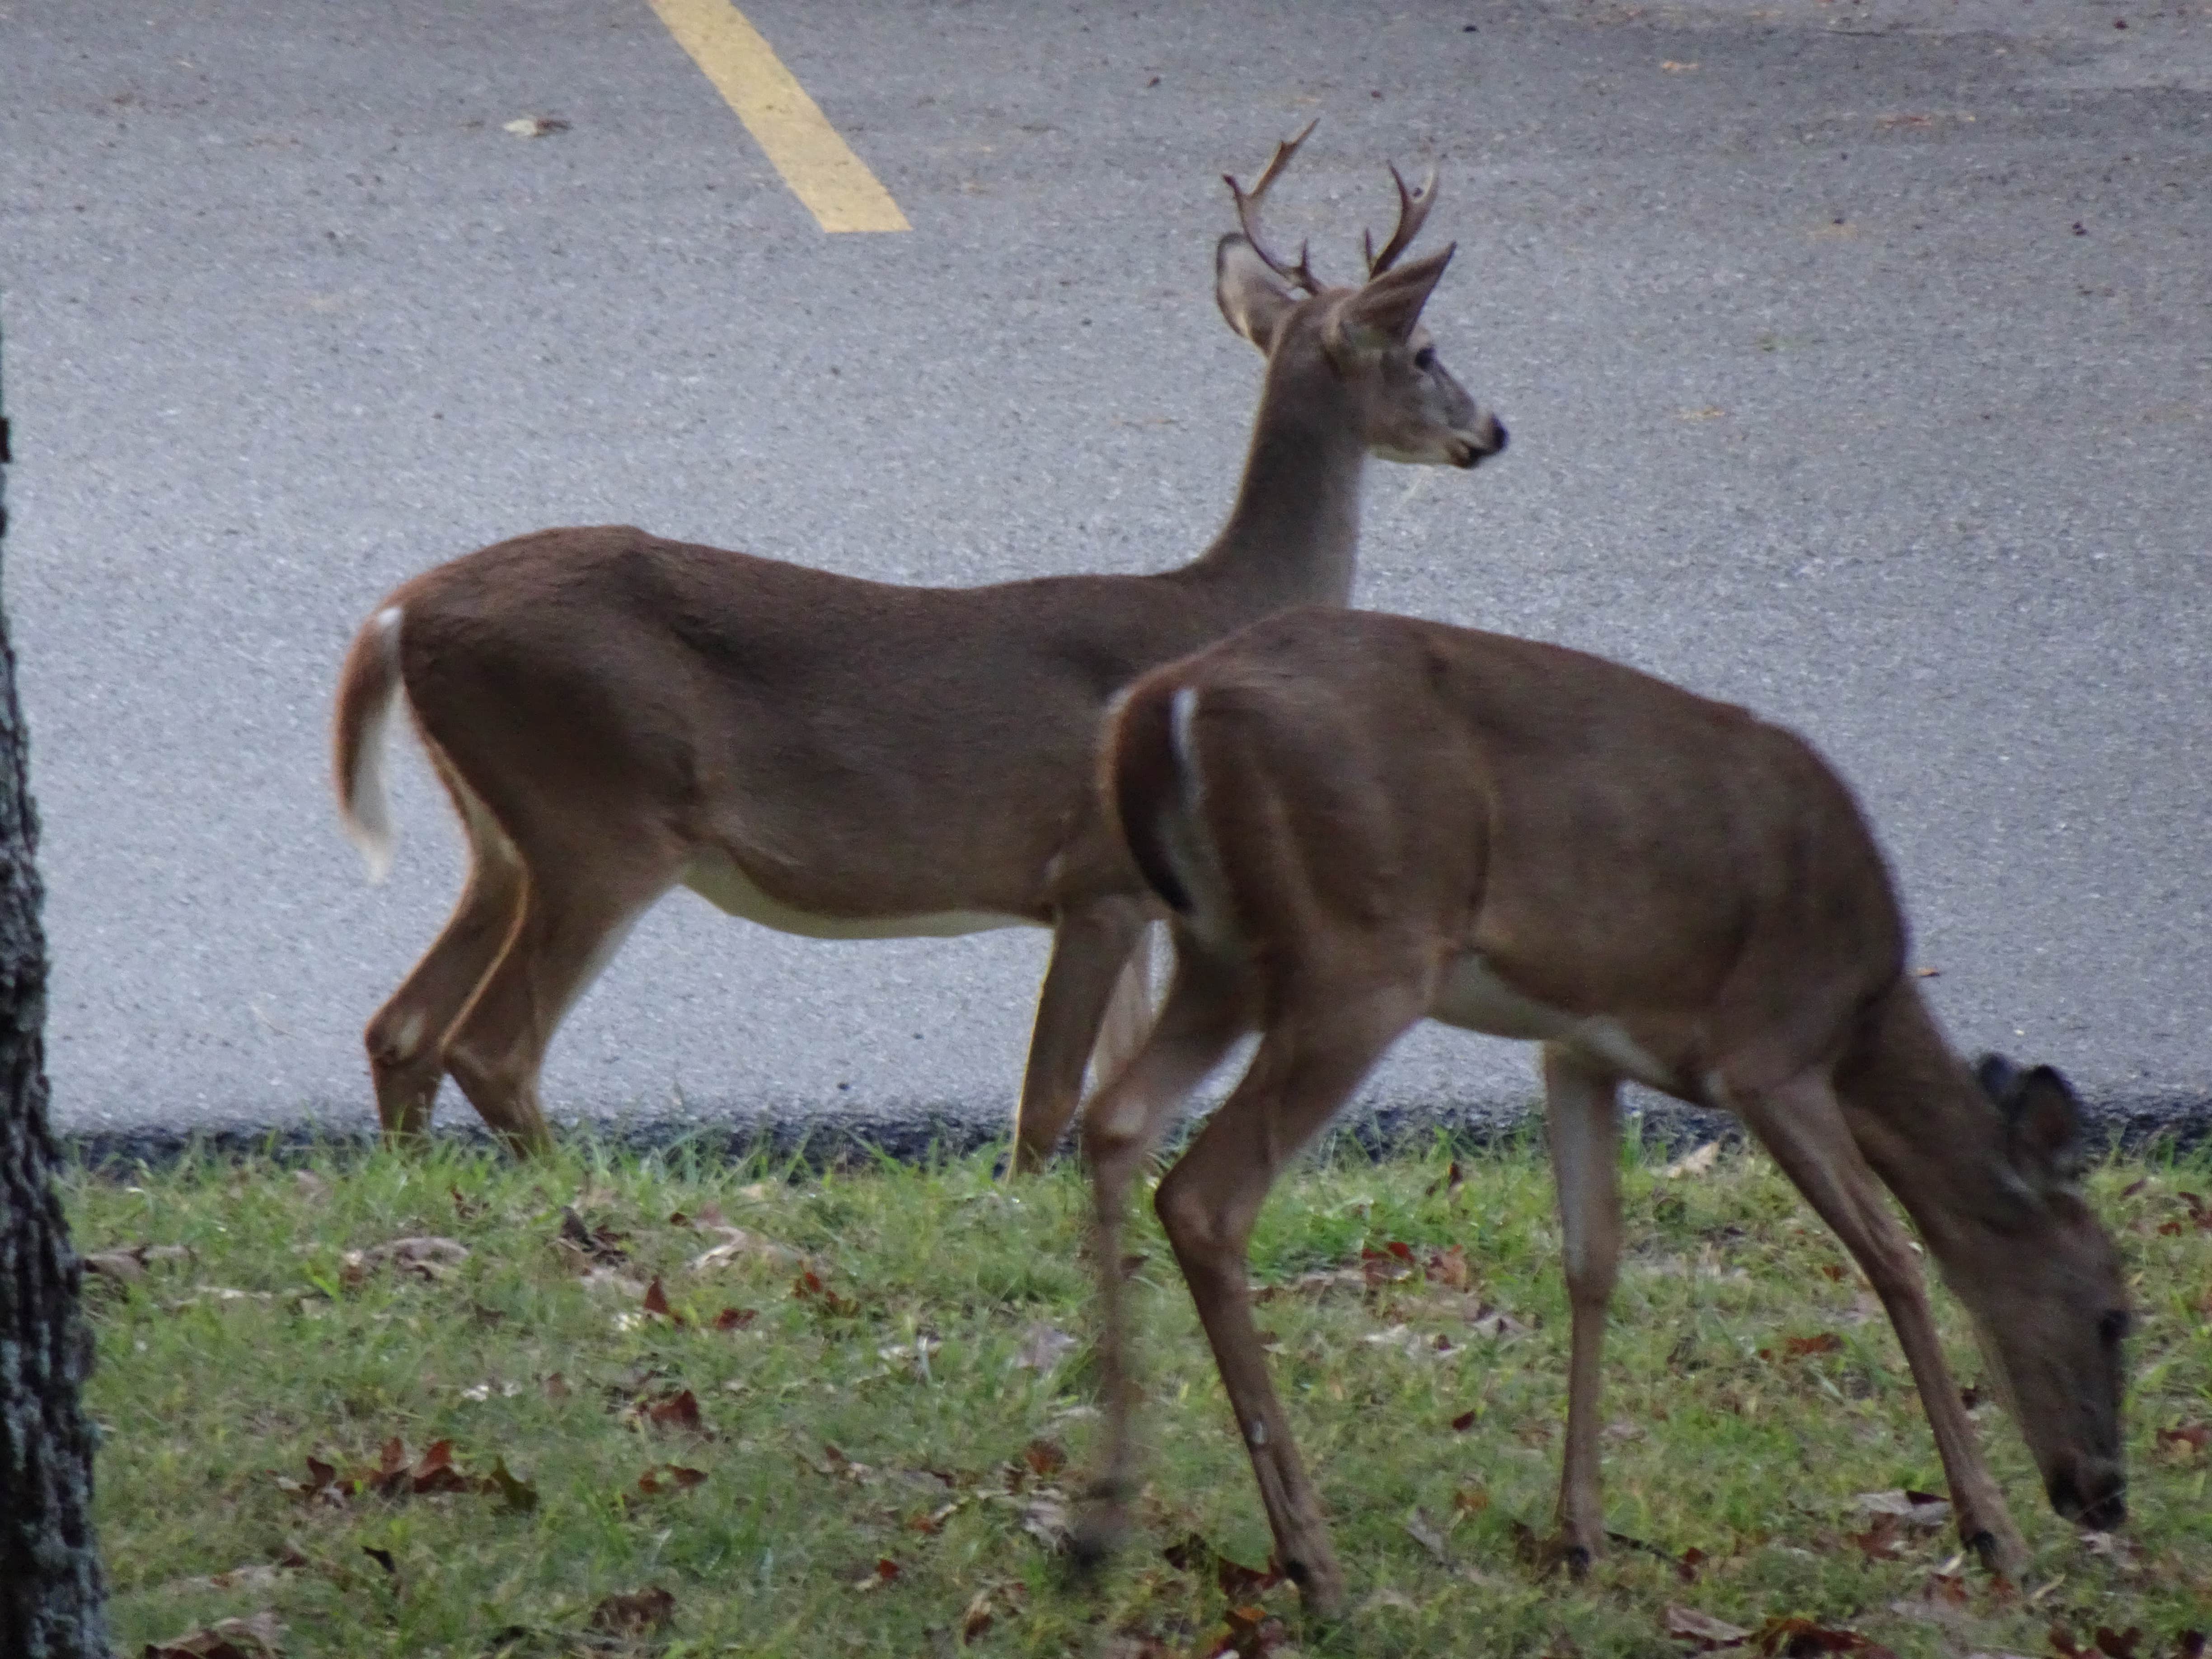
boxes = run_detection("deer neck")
[1185,353,1367,609]
[1837,984,2029,1261]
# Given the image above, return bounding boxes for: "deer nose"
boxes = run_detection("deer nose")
[1483,416,1509,455]
[2048,1460,2127,1530]
[2078,1488,2127,1531]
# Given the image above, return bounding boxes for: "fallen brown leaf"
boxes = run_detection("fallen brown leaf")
[1251,1264,1367,1303]
[404,1439,471,1495]
[1467,1303,1533,1340]
[272,1454,348,1507]
[339,1236,469,1287]
[362,1436,408,1498]
[959,1586,997,1644]
[906,1499,964,1534]
[142,1610,286,1658]
[1360,1241,1419,1287]
[688,1224,811,1274]
[792,1268,859,1317]
[588,1585,675,1636]
[1403,1505,1449,1563]
[556,1208,630,1268]
[1016,1489,1073,1553]
[1013,1321,1078,1371]
[1661,1142,1721,1179]
[155,1563,289,1596]
[2155,1423,2209,1459]
[641,1276,687,1326]
[1853,1489,1950,1530]
[634,1463,709,1498]
[1425,1243,1474,1290]
[1213,1603,1293,1658]
[1848,1510,1908,1561]
[851,1556,902,1591]
[638,1387,706,1435]
[480,1457,539,1513]
[1750,1613,1898,1655]
[1215,1557,1282,1600]
[1665,1605,1752,1650]
[83,1242,192,1284]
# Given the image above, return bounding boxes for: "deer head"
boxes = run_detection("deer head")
[1213,123,1506,470]
[1957,1056,2129,1530]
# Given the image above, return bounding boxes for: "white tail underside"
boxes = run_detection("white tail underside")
[341,605,405,884]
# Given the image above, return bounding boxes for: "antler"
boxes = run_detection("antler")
[1361,162,1440,277]
[1224,120,1323,295]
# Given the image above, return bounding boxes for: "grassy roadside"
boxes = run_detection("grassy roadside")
[66,1134,2212,1658]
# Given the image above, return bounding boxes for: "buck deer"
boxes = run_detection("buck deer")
[1075,605,2128,1616]
[329,127,1506,1158]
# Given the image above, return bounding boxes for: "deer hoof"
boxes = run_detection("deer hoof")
[1285,1558,1347,1624]
[1070,1484,1133,1576]
[1965,1527,2027,1581]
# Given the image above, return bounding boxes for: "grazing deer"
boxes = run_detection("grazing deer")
[1076,605,2128,1617]
[329,127,1506,1159]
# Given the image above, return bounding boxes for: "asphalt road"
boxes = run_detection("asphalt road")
[4,0,2207,1156]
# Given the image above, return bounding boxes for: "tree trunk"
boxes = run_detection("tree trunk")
[0,319,111,1654]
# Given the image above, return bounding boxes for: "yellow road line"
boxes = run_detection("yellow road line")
[647,0,909,233]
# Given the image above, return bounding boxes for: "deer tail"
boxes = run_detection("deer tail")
[332,604,407,883]
[1102,673,1227,923]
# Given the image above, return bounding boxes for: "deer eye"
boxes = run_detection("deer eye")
[2098,1310,2131,1345]
[1413,346,1437,371]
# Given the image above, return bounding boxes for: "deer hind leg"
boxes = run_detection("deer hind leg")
[1543,1046,1622,1575]
[1010,897,1150,1173]
[439,834,681,1158]
[1151,984,1424,1621]
[363,760,525,1141]
[1072,950,1250,1571]
[1725,1065,2029,1579]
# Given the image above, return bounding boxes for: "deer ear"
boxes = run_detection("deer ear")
[1331,243,1456,348]
[1973,1052,2021,1102]
[1215,235,1299,354]
[1998,1062,2091,1190]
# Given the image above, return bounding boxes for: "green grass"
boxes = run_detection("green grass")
[66,1132,2212,1658]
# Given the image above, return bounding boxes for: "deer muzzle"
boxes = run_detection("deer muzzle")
[1453,412,1508,468]
[2046,1456,2127,1531]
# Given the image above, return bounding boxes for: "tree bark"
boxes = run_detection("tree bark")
[0,319,111,1654]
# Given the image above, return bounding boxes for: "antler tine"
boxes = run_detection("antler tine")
[1362,162,1440,277]
[1223,119,1324,295]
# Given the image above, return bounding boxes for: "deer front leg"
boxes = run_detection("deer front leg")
[1011,899,1149,1174]
[1730,1068,2030,1578]
[1543,1046,1622,1575]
